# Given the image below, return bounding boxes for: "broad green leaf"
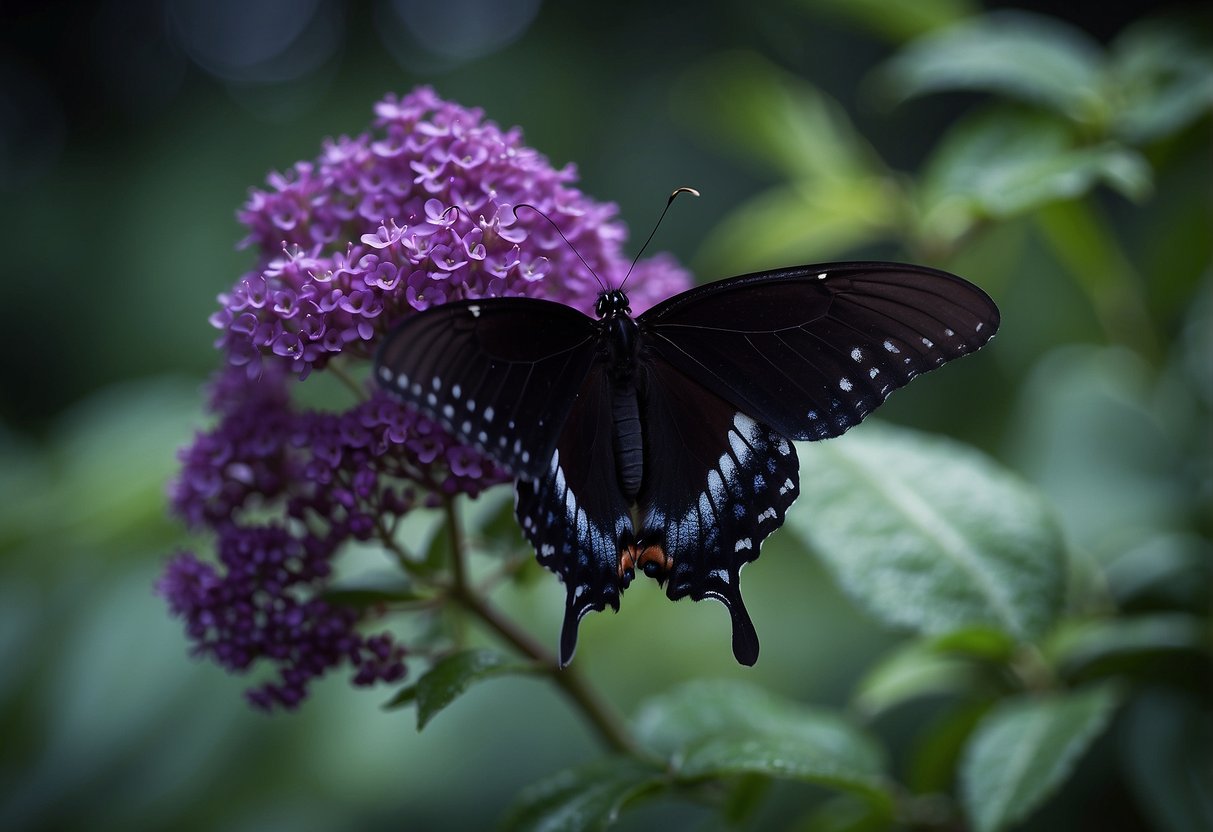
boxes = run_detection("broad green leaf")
[635,680,891,805]
[796,792,896,832]
[694,179,897,274]
[675,52,885,182]
[960,684,1120,832]
[502,757,667,832]
[854,628,1013,716]
[1110,17,1213,143]
[853,641,980,718]
[394,649,539,729]
[788,422,1066,643]
[919,109,1151,244]
[1048,613,1209,678]
[908,700,992,794]
[677,52,906,270]
[797,0,974,42]
[876,12,1108,126]
[1104,533,1212,607]
[1005,346,1189,559]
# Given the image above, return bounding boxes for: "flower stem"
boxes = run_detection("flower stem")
[442,498,646,758]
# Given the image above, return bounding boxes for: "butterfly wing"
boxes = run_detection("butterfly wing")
[634,357,800,666]
[638,262,1000,441]
[514,366,632,666]
[375,298,600,479]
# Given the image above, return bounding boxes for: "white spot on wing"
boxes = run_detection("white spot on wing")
[850,348,863,362]
[817,272,827,280]
[378,366,393,381]
[883,340,900,354]
[484,406,495,422]
[839,377,853,392]
[735,537,752,552]
[468,304,481,318]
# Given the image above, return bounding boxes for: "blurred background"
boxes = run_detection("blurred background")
[1,0,1208,829]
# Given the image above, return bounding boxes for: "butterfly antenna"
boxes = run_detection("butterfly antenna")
[513,203,606,292]
[618,186,699,293]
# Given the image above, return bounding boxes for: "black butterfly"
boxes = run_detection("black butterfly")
[375,260,999,666]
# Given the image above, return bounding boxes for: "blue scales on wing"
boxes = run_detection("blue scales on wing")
[514,366,632,666]
[631,356,800,666]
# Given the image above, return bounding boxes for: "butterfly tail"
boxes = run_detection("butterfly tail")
[558,585,619,667]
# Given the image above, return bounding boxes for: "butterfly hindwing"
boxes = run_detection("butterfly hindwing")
[639,262,999,442]
[375,298,599,479]
[514,366,632,666]
[634,357,801,666]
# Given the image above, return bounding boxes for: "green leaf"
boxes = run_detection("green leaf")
[787,422,1066,643]
[694,180,897,274]
[854,628,1014,717]
[676,51,885,182]
[1005,346,1189,557]
[1048,613,1209,678]
[1109,17,1213,143]
[396,649,539,729]
[853,641,980,718]
[960,684,1121,832]
[876,12,1109,126]
[919,109,1151,244]
[502,757,667,832]
[677,52,901,271]
[796,792,896,832]
[383,683,418,709]
[635,680,891,806]
[908,700,993,794]
[796,0,975,43]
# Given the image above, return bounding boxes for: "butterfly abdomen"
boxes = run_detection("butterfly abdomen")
[611,382,643,499]
[603,310,644,501]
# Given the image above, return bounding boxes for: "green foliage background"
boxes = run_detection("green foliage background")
[1,1,1209,830]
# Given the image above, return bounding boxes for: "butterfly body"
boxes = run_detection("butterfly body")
[375,263,1000,666]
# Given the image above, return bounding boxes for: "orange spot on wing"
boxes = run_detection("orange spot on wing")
[618,542,672,578]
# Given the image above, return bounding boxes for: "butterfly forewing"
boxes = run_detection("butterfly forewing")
[636,357,801,665]
[638,263,1000,442]
[514,366,632,665]
[375,298,600,479]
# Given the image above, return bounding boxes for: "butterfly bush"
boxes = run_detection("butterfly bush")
[158,87,692,710]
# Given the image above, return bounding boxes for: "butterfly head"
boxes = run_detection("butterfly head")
[594,289,631,320]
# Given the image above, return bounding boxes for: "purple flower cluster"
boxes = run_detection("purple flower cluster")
[158,87,692,710]
[213,86,685,380]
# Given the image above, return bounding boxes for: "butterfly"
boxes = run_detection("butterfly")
[375,247,999,666]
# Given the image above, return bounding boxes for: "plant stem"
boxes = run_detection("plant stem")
[442,498,646,759]
[329,360,369,401]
